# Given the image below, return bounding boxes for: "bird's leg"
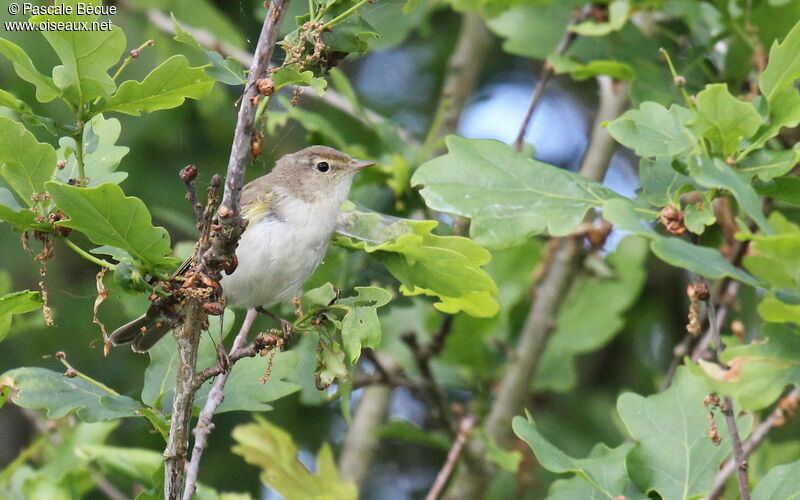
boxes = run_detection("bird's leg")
[256,306,294,343]
[215,308,230,373]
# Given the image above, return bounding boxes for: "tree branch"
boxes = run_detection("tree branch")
[511,7,587,152]
[162,4,290,498]
[337,384,392,486]
[182,309,259,500]
[449,76,629,498]
[425,416,477,500]
[709,388,800,499]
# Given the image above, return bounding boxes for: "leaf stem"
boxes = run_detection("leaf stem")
[321,0,370,29]
[62,238,117,270]
[91,40,155,107]
[57,356,120,395]
[252,94,272,126]
[658,47,694,110]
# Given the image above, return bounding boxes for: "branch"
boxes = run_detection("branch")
[449,77,629,498]
[403,329,457,436]
[425,416,477,500]
[423,12,491,156]
[182,309,259,500]
[163,304,205,500]
[180,165,203,226]
[709,388,800,499]
[511,7,587,152]
[337,384,392,486]
[701,280,749,500]
[162,4,290,497]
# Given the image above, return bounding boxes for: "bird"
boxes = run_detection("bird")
[109,145,374,352]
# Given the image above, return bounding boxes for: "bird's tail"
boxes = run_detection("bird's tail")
[109,313,174,353]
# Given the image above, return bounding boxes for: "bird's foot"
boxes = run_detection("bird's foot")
[216,343,231,373]
[256,307,294,344]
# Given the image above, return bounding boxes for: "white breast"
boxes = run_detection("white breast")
[219,191,345,309]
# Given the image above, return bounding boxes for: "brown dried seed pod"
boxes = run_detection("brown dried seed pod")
[180,164,198,182]
[659,206,687,235]
[256,78,275,96]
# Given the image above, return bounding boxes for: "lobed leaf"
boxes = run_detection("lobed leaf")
[231,416,357,500]
[56,114,129,186]
[1,367,143,422]
[617,367,752,500]
[46,182,178,273]
[513,413,646,499]
[607,103,697,158]
[98,55,215,116]
[0,290,42,342]
[0,38,60,102]
[335,204,498,317]
[31,0,126,105]
[691,84,763,156]
[411,136,624,248]
[0,117,57,207]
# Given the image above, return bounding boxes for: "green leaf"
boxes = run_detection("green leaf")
[411,136,625,248]
[199,351,300,413]
[547,55,634,81]
[637,157,695,207]
[31,1,126,105]
[0,290,42,342]
[1,367,143,422]
[315,336,348,390]
[739,147,800,182]
[337,286,391,363]
[535,236,647,392]
[171,14,246,85]
[0,188,41,231]
[757,177,800,205]
[56,114,129,186]
[335,205,498,317]
[691,84,763,156]
[272,65,327,96]
[759,18,800,104]
[46,182,178,272]
[513,413,646,499]
[98,55,215,116]
[687,156,771,233]
[570,0,629,36]
[0,38,60,102]
[231,416,357,500]
[752,459,800,500]
[0,89,56,134]
[76,445,161,486]
[742,213,800,289]
[607,103,697,158]
[0,117,56,207]
[486,1,579,60]
[617,367,752,500]
[683,196,716,235]
[693,323,800,411]
[377,420,450,450]
[649,237,758,286]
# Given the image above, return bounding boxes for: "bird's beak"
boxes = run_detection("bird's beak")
[352,159,375,170]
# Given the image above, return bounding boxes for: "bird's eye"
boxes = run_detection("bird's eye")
[316,161,330,173]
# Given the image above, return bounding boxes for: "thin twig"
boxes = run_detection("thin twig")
[702,280,750,500]
[425,415,477,500]
[182,309,258,500]
[708,388,800,499]
[180,165,204,226]
[511,7,587,152]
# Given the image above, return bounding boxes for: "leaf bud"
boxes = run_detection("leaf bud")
[256,78,275,96]
[180,164,198,183]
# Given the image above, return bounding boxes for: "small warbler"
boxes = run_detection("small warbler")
[110,145,374,352]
